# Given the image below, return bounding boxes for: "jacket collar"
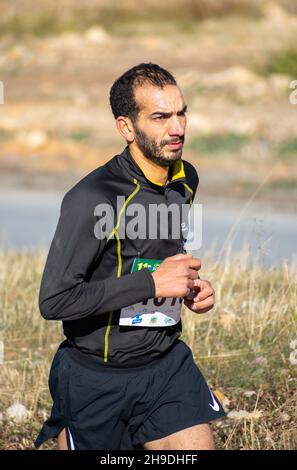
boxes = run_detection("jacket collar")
[120,145,186,188]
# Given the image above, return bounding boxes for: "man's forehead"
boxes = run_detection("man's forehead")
[134,84,185,112]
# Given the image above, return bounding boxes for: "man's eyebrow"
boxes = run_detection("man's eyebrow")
[150,105,188,117]
[150,110,171,117]
[178,104,188,114]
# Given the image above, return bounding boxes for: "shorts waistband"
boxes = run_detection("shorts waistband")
[64,341,181,374]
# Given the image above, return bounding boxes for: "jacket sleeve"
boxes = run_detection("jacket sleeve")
[39,189,155,321]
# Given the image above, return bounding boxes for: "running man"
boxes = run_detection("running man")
[35,63,225,450]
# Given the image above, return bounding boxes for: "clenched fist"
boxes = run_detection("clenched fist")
[151,253,201,298]
[183,278,215,314]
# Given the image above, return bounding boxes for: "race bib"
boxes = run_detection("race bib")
[119,258,182,327]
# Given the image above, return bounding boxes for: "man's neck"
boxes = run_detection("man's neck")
[129,145,169,186]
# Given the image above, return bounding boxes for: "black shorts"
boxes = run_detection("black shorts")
[35,340,225,450]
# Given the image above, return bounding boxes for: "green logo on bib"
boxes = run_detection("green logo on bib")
[131,258,162,273]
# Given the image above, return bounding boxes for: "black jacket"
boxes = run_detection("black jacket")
[39,146,199,365]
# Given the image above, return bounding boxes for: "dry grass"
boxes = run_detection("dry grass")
[0,247,296,449]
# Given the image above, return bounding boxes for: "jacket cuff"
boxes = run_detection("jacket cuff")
[125,268,155,302]
[141,268,156,298]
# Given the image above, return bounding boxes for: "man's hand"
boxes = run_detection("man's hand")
[152,254,201,298]
[183,278,215,314]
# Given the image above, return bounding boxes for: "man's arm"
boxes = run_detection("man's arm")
[39,189,155,321]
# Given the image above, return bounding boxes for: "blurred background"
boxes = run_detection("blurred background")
[0,0,296,265]
[0,0,297,450]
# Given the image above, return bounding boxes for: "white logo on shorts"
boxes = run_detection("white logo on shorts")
[209,389,220,411]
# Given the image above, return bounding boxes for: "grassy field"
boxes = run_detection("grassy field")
[0,248,296,450]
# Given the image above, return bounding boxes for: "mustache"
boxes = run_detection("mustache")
[161,136,185,146]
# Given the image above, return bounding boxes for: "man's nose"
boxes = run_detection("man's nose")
[168,116,185,136]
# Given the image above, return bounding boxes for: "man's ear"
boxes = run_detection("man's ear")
[116,116,135,143]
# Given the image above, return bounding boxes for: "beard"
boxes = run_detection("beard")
[133,123,184,168]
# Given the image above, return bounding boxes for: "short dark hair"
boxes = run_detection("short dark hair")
[109,63,177,122]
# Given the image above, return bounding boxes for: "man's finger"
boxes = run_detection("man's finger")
[192,296,215,310]
[193,278,213,289]
[187,279,195,290]
[170,253,193,261]
[194,287,214,302]
[188,268,200,280]
[193,306,213,314]
[187,257,202,271]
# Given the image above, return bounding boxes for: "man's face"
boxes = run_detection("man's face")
[131,84,187,167]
